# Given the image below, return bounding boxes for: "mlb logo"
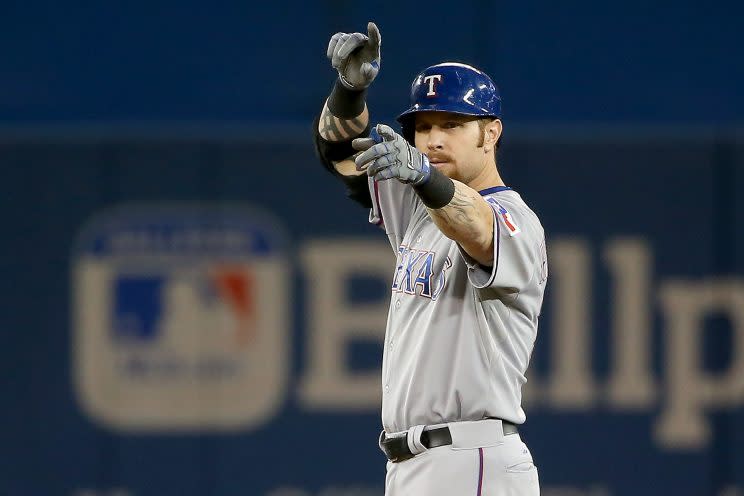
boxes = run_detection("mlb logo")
[114,267,256,349]
[72,205,290,432]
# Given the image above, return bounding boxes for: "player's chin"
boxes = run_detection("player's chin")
[431,162,456,177]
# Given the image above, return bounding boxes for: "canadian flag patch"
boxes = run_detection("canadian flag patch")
[487,198,521,237]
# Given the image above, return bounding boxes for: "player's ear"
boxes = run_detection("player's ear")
[483,119,502,153]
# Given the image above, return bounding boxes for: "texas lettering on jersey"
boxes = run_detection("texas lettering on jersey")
[391,245,452,300]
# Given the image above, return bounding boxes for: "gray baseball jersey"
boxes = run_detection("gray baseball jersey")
[368,177,547,434]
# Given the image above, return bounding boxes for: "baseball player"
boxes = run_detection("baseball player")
[313,22,547,495]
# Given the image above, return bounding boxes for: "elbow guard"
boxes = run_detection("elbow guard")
[312,114,372,208]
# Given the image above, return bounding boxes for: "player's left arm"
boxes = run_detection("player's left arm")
[425,181,494,265]
[353,124,495,265]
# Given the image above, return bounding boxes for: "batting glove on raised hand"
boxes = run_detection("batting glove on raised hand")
[327,22,381,89]
[352,124,431,185]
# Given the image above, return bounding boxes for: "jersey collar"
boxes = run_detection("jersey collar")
[478,186,512,196]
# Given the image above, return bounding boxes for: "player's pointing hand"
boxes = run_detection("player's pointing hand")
[352,124,431,185]
[327,22,381,89]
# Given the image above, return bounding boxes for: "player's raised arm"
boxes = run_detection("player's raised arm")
[314,22,381,181]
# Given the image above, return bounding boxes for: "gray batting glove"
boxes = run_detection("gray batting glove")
[327,22,381,89]
[352,124,431,185]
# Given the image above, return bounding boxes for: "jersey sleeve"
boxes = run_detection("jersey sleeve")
[368,176,419,250]
[458,196,546,292]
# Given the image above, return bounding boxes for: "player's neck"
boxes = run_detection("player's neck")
[467,162,505,192]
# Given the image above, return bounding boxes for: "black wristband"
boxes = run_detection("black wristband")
[414,167,456,209]
[327,79,367,118]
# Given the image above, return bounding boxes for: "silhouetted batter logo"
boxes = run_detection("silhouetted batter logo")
[72,205,290,432]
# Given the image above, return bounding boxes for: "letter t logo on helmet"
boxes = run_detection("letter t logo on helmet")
[423,75,442,96]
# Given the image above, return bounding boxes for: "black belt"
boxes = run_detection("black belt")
[380,420,518,463]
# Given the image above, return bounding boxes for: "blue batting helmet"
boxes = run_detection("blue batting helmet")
[397,62,502,125]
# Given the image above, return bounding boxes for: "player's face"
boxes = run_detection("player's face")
[413,112,492,184]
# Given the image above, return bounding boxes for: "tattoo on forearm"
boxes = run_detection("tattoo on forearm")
[319,104,367,141]
[427,183,495,265]
[430,188,478,228]
[428,186,487,244]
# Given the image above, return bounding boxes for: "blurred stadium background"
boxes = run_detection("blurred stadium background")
[1,1,743,495]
